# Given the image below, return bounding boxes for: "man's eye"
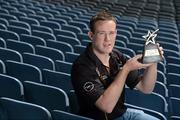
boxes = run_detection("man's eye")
[99,32,105,35]
[110,32,115,35]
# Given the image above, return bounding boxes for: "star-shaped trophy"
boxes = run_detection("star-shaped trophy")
[141,29,163,64]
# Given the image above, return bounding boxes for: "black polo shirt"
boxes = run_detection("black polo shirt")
[71,43,140,120]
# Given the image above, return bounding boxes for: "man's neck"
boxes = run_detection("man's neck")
[93,49,110,67]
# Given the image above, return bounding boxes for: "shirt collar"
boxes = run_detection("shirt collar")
[85,43,114,68]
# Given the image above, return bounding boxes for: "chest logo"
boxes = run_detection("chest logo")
[83,82,94,92]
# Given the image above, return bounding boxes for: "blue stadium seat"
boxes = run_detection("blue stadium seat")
[9,20,31,30]
[46,40,74,53]
[39,20,61,30]
[0,29,20,41]
[26,6,43,13]
[158,31,178,40]
[0,60,6,74]
[127,42,143,54]
[57,35,81,46]
[0,13,17,21]
[42,69,73,94]
[157,70,167,84]
[61,24,82,35]
[0,47,23,62]
[48,18,67,25]
[64,52,80,63]
[0,74,24,100]
[32,30,56,41]
[169,97,180,119]
[35,45,65,61]
[68,21,88,31]
[18,8,36,15]
[10,2,26,9]
[159,41,180,52]
[164,49,180,58]
[19,16,39,26]
[8,10,27,19]
[6,39,35,54]
[115,46,136,58]
[0,97,52,120]
[1,5,18,12]
[7,25,30,35]
[67,90,79,114]
[167,56,180,65]
[0,23,7,30]
[43,9,60,17]
[157,36,179,45]
[73,45,86,54]
[0,8,9,14]
[28,14,46,21]
[31,24,53,34]
[24,81,70,112]
[36,11,54,19]
[0,38,6,48]
[5,60,43,83]
[168,84,180,98]
[158,62,166,74]
[81,39,91,46]
[125,103,167,120]
[167,63,180,74]
[167,72,180,85]
[61,11,79,19]
[23,52,55,71]
[55,60,72,74]
[125,88,168,116]
[54,29,77,38]
[51,110,93,120]
[0,18,8,27]
[54,15,72,23]
[77,33,89,41]
[20,34,46,46]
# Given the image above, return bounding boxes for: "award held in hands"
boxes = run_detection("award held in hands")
[141,29,163,64]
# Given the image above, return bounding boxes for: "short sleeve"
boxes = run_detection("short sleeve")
[126,70,140,89]
[71,64,105,104]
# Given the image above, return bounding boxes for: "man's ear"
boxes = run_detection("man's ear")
[88,31,94,41]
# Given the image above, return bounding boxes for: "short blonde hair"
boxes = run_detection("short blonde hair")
[89,10,117,33]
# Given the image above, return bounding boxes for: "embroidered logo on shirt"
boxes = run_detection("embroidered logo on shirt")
[83,82,94,92]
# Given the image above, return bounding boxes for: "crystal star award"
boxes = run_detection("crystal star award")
[141,29,163,64]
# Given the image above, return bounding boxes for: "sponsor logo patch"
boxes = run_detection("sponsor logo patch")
[83,82,94,92]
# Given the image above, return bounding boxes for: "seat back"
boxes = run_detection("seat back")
[0,97,52,120]
[5,60,42,83]
[169,97,180,118]
[125,88,168,115]
[23,53,55,71]
[24,81,70,112]
[55,60,72,74]
[0,60,6,74]
[42,69,73,94]
[6,39,35,54]
[35,45,65,61]
[0,74,24,100]
[51,110,93,120]
[0,47,23,62]
[168,84,180,98]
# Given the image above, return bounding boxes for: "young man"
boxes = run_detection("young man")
[71,10,163,120]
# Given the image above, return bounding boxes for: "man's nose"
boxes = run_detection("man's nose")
[105,33,111,41]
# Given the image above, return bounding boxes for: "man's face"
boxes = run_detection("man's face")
[90,20,117,55]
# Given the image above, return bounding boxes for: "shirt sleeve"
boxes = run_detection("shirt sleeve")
[115,51,140,89]
[126,70,140,89]
[71,63,105,104]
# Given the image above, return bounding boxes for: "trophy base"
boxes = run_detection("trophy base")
[141,43,163,64]
[142,55,162,64]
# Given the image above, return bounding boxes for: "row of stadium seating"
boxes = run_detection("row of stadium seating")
[0,0,180,119]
